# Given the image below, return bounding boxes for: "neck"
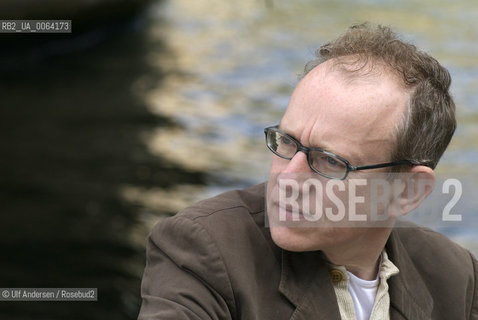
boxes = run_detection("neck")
[323,228,392,280]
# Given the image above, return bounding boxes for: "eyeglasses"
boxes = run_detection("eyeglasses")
[264,125,412,180]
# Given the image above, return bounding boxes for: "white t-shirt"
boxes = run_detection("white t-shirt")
[346,270,379,320]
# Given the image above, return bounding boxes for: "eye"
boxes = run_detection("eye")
[326,156,339,166]
[279,136,294,145]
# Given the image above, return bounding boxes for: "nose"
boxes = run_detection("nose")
[282,151,312,174]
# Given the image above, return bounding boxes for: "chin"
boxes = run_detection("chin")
[269,225,321,252]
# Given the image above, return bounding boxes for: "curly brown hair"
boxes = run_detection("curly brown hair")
[303,23,456,169]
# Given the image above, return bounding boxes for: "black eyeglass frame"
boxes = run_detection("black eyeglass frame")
[264,125,413,180]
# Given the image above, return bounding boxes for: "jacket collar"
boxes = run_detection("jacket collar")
[386,228,434,320]
[278,226,433,320]
[279,250,341,320]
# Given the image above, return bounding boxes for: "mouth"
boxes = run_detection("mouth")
[271,201,306,222]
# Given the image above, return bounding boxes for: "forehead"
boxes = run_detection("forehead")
[281,59,408,163]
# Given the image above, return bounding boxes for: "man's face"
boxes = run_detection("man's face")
[266,59,409,253]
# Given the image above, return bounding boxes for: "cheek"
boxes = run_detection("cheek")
[267,158,281,197]
[270,155,287,173]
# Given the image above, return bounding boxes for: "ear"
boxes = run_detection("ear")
[390,165,436,217]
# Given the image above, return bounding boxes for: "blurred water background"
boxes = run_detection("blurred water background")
[1,0,477,319]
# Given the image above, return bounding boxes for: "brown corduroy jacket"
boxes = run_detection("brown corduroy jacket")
[139,183,478,320]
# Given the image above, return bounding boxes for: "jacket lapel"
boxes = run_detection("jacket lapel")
[387,229,434,320]
[279,250,342,320]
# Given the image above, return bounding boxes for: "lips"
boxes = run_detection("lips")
[271,201,306,221]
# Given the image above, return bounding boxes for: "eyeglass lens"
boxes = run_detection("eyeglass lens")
[266,128,348,179]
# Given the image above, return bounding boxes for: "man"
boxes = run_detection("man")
[139,24,477,319]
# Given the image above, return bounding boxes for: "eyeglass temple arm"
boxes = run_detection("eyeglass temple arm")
[350,160,412,171]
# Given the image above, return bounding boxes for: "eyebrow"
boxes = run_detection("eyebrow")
[277,123,350,159]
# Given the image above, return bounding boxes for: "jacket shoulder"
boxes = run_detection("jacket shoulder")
[142,183,283,319]
[178,182,266,220]
[390,221,477,319]
[149,183,269,259]
[392,221,474,268]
